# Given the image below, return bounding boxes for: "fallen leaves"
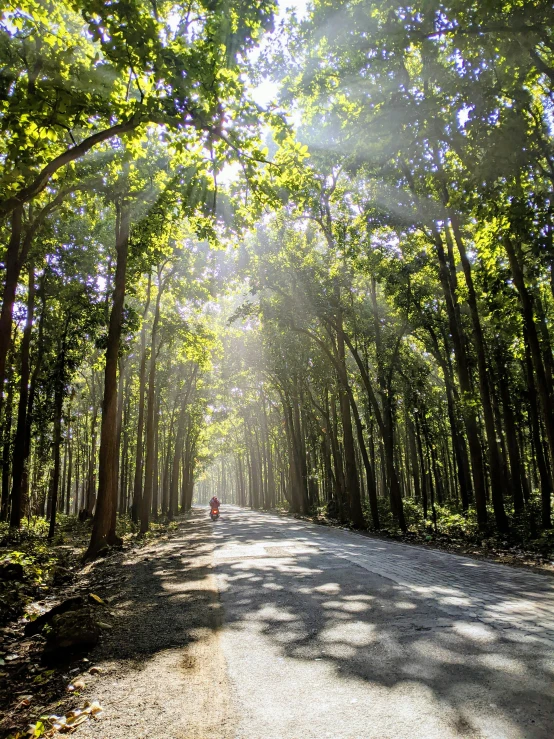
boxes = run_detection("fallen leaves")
[17,695,32,708]
[48,700,103,732]
[10,700,105,738]
[87,594,105,607]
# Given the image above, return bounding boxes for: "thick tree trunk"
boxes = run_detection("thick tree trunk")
[86,201,130,559]
[0,206,23,408]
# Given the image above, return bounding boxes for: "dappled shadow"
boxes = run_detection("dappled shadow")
[87,514,219,666]
[0,512,220,739]
[37,506,554,739]
[210,508,554,738]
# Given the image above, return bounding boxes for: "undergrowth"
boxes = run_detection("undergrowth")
[0,513,182,627]
[310,496,554,561]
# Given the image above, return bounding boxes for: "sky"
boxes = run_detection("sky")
[251,0,311,107]
[218,0,309,185]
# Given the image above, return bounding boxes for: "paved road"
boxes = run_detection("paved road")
[213,507,554,738]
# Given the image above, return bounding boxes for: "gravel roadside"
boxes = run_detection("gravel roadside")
[56,512,233,739]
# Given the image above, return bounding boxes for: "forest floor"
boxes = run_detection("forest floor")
[0,515,230,738]
[2,506,554,738]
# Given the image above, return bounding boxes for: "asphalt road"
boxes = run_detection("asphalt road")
[212,507,554,739]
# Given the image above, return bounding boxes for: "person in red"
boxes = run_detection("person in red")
[209,495,220,511]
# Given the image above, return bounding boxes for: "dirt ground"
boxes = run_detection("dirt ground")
[1,512,233,739]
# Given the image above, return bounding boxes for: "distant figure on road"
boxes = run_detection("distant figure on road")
[209,496,220,511]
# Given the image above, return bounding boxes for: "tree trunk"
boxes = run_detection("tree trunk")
[21,270,47,519]
[112,353,125,535]
[151,388,160,518]
[524,342,552,528]
[9,262,35,528]
[66,414,73,515]
[86,200,130,559]
[496,352,525,514]
[450,217,508,531]
[432,229,488,529]
[369,281,406,531]
[504,238,554,491]
[132,274,151,522]
[162,401,176,514]
[141,274,163,533]
[349,390,379,529]
[169,368,197,519]
[0,348,15,521]
[336,320,365,528]
[48,339,66,539]
[0,206,23,408]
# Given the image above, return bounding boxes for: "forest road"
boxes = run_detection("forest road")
[76,507,554,739]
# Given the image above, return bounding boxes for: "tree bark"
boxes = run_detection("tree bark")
[432,229,489,529]
[169,368,197,519]
[132,274,151,522]
[86,200,130,558]
[448,215,508,531]
[0,206,23,407]
[141,272,164,533]
[524,342,552,527]
[0,119,140,218]
[9,262,35,528]
[0,347,15,521]
[48,335,67,539]
[504,238,554,487]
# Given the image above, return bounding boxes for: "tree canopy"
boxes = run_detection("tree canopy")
[1,0,553,556]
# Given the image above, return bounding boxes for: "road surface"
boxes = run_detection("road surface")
[77,507,554,739]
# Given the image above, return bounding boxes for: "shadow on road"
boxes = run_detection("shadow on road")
[58,507,554,739]
[211,508,553,737]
